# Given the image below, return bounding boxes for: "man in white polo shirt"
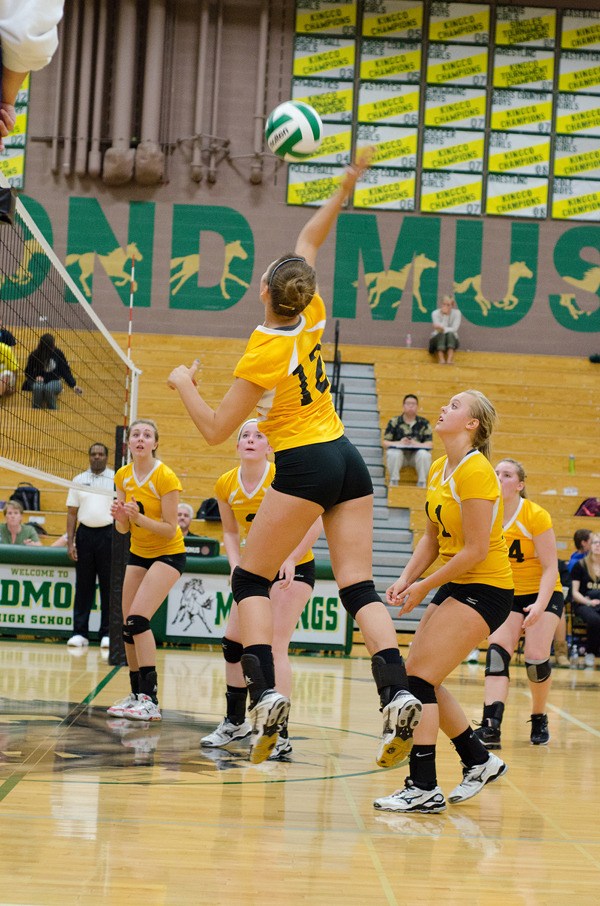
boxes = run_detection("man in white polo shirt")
[65,443,115,649]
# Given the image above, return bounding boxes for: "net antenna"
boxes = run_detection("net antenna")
[0,177,141,493]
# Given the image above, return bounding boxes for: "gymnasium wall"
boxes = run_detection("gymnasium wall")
[7,0,600,357]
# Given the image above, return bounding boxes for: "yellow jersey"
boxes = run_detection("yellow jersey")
[215,462,313,566]
[0,342,18,372]
[233,293,344,452]
[426,451,513,588]
[503,497,562,596]
[115,460,186,558]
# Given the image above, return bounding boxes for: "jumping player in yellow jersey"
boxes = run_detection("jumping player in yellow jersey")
[375,391,514,815]
[201,419,321,760]
[474,459,564,749]
[168,152,422,766]
[107,419,186,722]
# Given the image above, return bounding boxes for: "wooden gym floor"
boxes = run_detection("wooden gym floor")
[0,641,598,905]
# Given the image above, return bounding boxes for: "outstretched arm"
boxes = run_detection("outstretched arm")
[295,149,373,268]
[168,363,265,446]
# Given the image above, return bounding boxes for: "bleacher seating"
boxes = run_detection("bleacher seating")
[1,336,598,556]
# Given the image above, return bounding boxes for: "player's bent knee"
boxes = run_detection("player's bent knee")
[485,643,511,678]
[222,636,243,664]
[231,566,271,603]
[408,674,437,704]
[339,580,381,617]
[126,614,151,636]
[526,658,551,683]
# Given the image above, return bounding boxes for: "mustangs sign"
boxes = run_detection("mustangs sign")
[166,573,349,652]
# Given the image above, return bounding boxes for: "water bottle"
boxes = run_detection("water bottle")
[406,333,412,348]
[570,643,579,668]
[569,454,576,474]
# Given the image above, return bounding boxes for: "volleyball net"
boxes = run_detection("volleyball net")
[0,182,139,491]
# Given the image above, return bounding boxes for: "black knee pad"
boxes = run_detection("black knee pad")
[408,674,437,704]
[339,580,381,617]
[122,624,133,645]
[222,636,243,664]
[485,643,511,678]
[526,658,551,684]
[231,566,271,603]
[126,614,151,636]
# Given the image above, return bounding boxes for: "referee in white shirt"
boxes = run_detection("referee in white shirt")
[66,443,115,649]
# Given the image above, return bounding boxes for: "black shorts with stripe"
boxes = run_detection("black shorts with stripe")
[431,582,514,634]
[512,590,564,618]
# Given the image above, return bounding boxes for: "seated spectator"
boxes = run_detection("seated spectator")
[177,503,200,538]
[0,340,18,397]
[430,294,461,364]
[568,529,591,572]
[0,501,42,545]
[571,533,600,667]
[22,333,83,410]
[383,394,432,488]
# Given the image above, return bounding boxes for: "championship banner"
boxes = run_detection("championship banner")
[292,78,354,122]
[490,90,552,134]
[552,178,600,221]
[287,164,345,205]
[357,80,419,124]
[561,10,600,52]
[356,123,417,168]
[425,85,486,129]
[553,135,600,179]
[309,122,352,164]
[166,574,349,649]
[0,562,101,634]
[427,44,488,87]
[422,128,484,172]
[486,174,548,218]
[495,6,555,49]
[295,0,357,36]
[420,171,482,214]
[359,39,421,82]
[488,132,550,176]
[293,36,356,80]
[555,92,600,137]
[493,48,554,92]
[353,167,415,209]
[558,51,600,95]
[362,0,423,40]
[0,73,29,188]
[428,3,490,44]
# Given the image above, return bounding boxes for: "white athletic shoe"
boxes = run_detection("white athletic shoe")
[122,693,162,722]
[248,690,290,764]
[201,718,252,748]
[67,634,89,648]
[448,753,507,804]
[100,636,110,649]
[377,690,423,768]
[465,648,479,664]
[106,692,139,717]
[268,735,293,761]
[374,779,447,814]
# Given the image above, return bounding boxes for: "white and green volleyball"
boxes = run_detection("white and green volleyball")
[265,101,323,162]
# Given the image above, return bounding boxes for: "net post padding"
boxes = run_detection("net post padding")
[108,424,128,667]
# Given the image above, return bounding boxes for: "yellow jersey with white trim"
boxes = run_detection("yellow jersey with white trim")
[503,497,562,596]
[233,292,344,452]
[214,462,313,566]
[426,451,513,588]
[115,460,186,558]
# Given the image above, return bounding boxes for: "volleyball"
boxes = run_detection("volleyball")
[265,101,323,162]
